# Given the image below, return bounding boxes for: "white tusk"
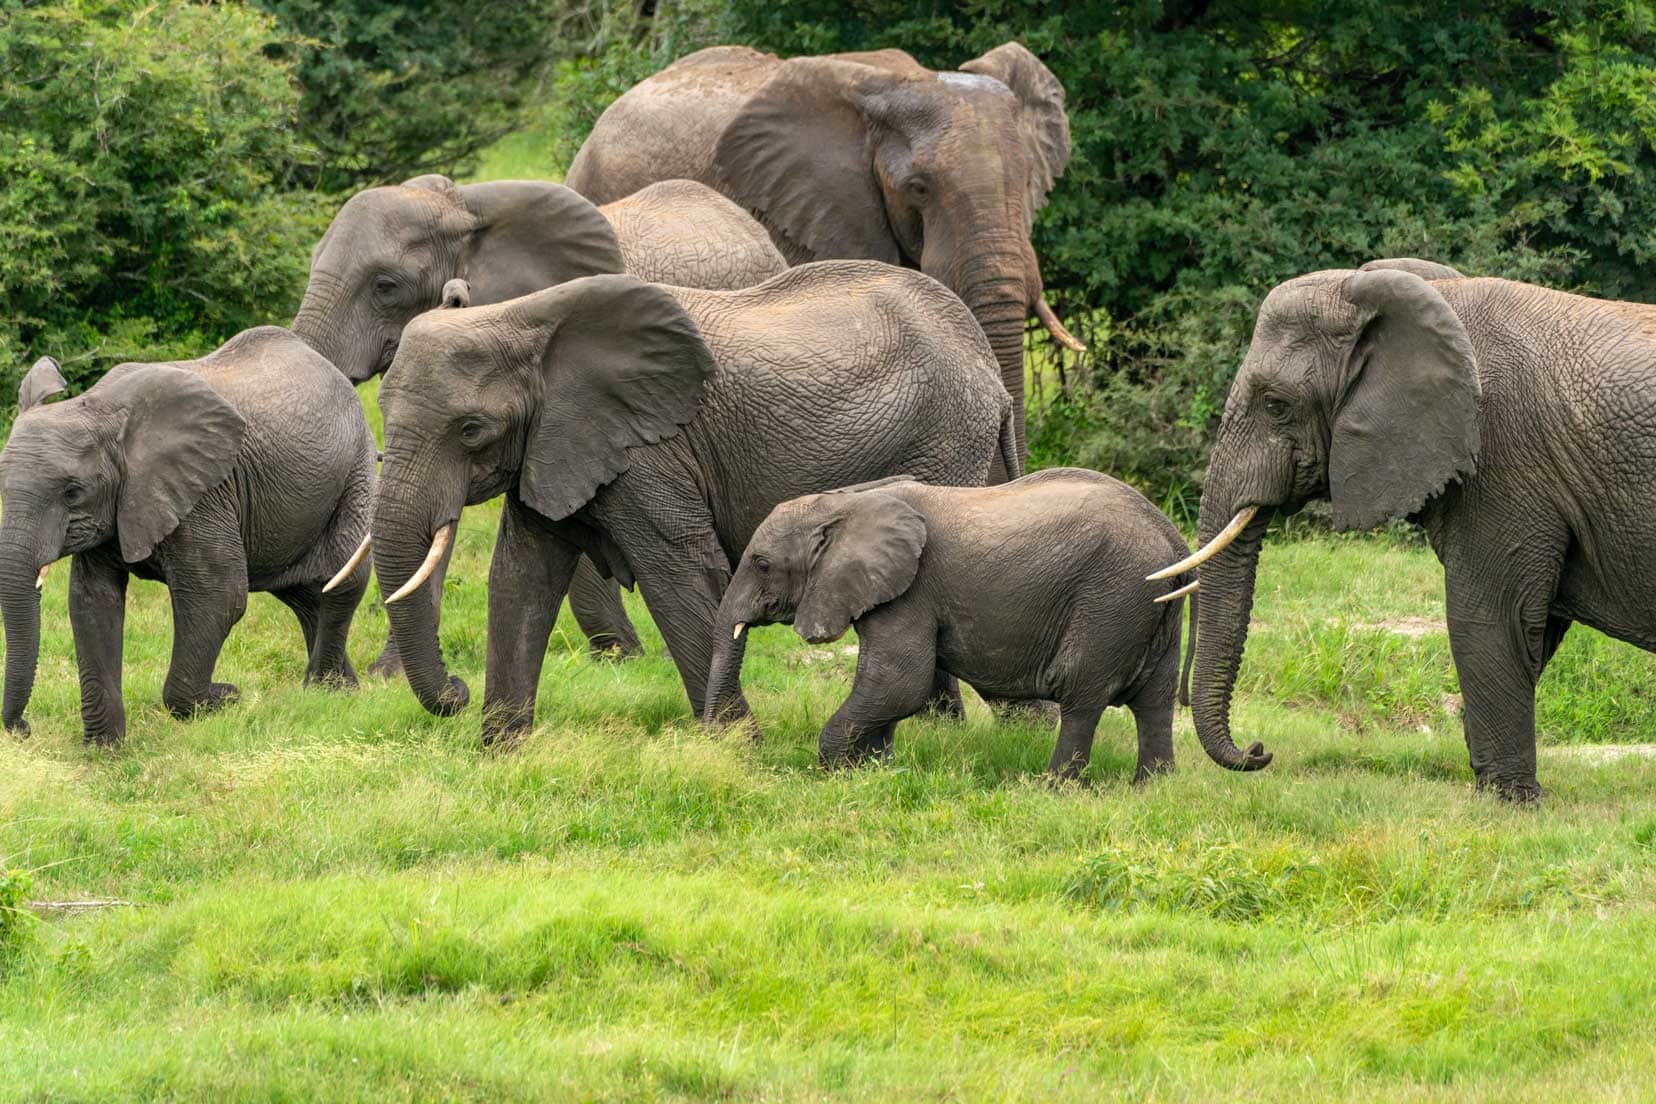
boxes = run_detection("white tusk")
[1146,506,1260,581]
[34,564,49,590]
[1153,578,1200,604]
[382,523,452,606]
[1035,297,1087,353]
[322,533,372,593]
[732,622,746,640]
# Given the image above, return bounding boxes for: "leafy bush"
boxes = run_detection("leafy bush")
[253,0,566,190]
[0,0,329,427]
[0,864,32,975]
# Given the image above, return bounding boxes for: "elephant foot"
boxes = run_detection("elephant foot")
[365,645,404,680]
[82,725,125,749]
[1132,758,1175,786]
[166,682,239,720]
[481,718,529,753]
[305,666,359,691]
[1476,772,1543,804]
[587,637,645,662]
[4,717,29,738]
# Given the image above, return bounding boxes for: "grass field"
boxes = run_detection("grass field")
[4,390,1656,1101]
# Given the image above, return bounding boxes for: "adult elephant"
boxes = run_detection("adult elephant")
[292,174,784,665]
[369,262,1019,746]
[0,333,374,744]
[1155,259,1656,801]
[565,42,1085,459]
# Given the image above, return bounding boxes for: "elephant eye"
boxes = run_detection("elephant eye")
[458,418,487,446]
[373,274,399,298]
[64,483,86,507]
[903,175,930,201]
[1262,397,1291,420]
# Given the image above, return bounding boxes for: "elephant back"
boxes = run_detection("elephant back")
[599,180,786,291]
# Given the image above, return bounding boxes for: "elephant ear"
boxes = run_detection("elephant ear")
[796,492,927,644]
[93,364,247,563]
[715,57,903,264]
[1358,257,1465,281]
[512,275,714,521]
[457,180,625,304]
[1330,268,1480,531]
[18,356,68,414]
[959,42,1071,226]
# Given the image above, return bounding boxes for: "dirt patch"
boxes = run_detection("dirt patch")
[1544,744,1656,764]
[1354,616,1446,638]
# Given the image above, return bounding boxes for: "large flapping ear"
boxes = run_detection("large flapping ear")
[92,364,247,563]
[508,275,714,521]
[715,57,903,263]
[959,42,1071,226]
[1359,257,1465,281]
[1330,268,1480,531]
[457,180,625,304]
[17,357,68,414]
[795,491,927,644]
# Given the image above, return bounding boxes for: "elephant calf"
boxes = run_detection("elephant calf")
[703,470,1192,780]
[0,330,375,744]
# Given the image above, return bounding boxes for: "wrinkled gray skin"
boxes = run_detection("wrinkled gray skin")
[0,331,374,744]
[292,174,784,666]
[1188,258,1656,801]
[705,470,1190,778]
[566,42,1076,460]
[370,262,1018,746]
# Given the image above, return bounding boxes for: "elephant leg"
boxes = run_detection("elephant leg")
[819,613,936,768]
[68,550,129,747]
[1046,705,1104,783]
[1126,640,1180,783]
[568,555,644,660]
[271,585,321,659]
[276,581,361,688]
[367,518,455,679]
[926,669,966,720]
[1442,535,1566,803]
[161,563,248,720]
[482,494,581,748]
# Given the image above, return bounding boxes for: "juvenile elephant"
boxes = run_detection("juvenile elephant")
[1162,261,1656,800]
[703,470,1191,780]
[566,42,1086,460]
[0,331,375,744]
[369,262,1020,746]
[294,174,787,666]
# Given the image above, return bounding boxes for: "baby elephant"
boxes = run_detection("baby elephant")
[703,469,1194,781]
[0,329,376,744]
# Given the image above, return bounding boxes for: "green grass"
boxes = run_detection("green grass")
[5,392,1656,1100]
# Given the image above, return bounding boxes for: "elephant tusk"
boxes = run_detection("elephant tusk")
[1146,507,1260,581]
[1153,578,1199,604]
[1035,298,1087,353]
[322,533,372,593]
[383,523,452,606]
[732,622,746,640]
[34,564,49,590]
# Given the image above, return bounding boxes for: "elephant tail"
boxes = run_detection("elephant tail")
[997,406,1024,483]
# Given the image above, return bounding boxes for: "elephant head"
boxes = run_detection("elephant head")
[0,358,245,731]
[714,41,1081,455]
[703,484,926,724]
[369,275,714,715]
[292,175,626,382]
[1163,262,1478,771]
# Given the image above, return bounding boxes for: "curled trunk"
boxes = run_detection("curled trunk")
[702,569,757,726]
[1189,512,1273,770]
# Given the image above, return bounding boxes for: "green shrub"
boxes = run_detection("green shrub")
[0,0,329,428]
[0,864,32,975]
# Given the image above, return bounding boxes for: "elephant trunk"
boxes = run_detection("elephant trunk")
[0,523,50,733]
[702,566,759,726]
[370,485,468,716]
[292,277,378,383]
[1189,503,1273,771]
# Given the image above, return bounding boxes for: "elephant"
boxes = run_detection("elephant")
[702,469,1192,780]
[565,41,1086,461]
[293,174,788,667]
[0,330,375,744]
[367,261,1020,746]
[1158,260,1656,801]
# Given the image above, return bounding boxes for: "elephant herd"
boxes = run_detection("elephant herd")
[6,43,1656,803]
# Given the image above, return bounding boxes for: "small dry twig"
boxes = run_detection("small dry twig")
[27,898,142,915]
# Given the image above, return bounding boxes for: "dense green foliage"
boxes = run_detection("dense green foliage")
[546,1,1656,511]
[251,0,563,191]
[0,0,324,423]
